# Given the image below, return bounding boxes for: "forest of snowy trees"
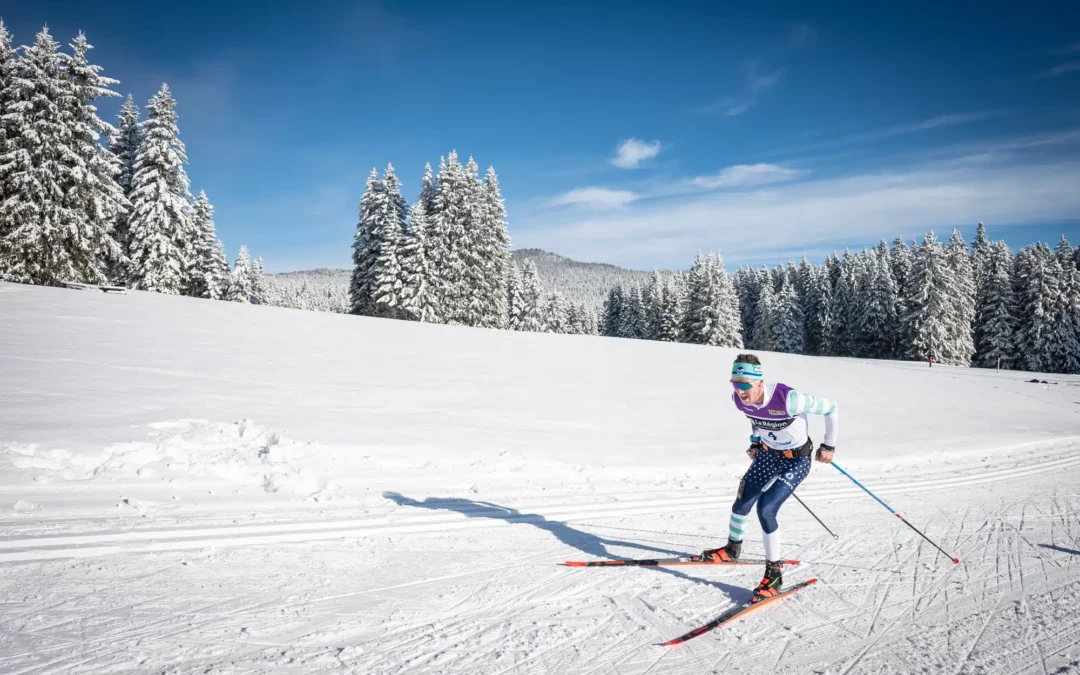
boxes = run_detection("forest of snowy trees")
[0,24,262,302]
[348,153,599,335]
[600,224,1080,375]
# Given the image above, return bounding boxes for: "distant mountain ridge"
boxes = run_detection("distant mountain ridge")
[269,250,668,312]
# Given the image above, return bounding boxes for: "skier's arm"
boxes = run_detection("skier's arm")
[785,390,839,447]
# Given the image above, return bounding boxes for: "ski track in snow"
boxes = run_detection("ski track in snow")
[3,446,1080,674]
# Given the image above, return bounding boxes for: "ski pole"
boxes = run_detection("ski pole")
[831,462,960,564]
[790,490,839,540]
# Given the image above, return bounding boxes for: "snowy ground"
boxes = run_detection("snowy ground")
[2,281,1080,674]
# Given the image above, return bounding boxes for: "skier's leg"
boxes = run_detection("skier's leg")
[704,452,782,561]
[755,456,812,561]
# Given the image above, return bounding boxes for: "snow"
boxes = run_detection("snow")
[3,280,1080,674]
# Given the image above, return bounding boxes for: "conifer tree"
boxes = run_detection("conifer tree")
[974,241,1015,369]
[127,84,192,293]
[398,164,438,322]
[226,245,253,302]
[772,278,805,354]
[942,229,977,366]
[901,232,951,363]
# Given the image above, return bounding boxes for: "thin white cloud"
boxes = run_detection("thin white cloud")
[770,111,1002,157]
[519,156,1080,269]
[690,164,801,189]
[745,60,785,93]
[725,101,754,117]
[1041,62,1080,78]
[787,23,817,49]
[551,187,639,209]
[1052,41,1080,55]
[611,138,662,169]
[695,98,754,117]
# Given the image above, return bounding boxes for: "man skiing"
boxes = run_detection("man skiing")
[702,353,839,602]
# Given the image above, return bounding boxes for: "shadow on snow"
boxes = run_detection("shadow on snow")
[383,491,749,600]
[1039,543,1080,556]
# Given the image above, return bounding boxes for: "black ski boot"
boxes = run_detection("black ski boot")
[752,560,783,602]
[701,538,742,563]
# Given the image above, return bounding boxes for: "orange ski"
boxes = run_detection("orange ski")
[661,578,817,645]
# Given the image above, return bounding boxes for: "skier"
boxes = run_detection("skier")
[702,353,839,602]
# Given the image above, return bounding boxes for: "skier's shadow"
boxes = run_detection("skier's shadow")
[1039,543,1080,556]
[383,491,748,599]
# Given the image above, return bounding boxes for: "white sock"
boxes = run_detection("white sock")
[762,529,781,562]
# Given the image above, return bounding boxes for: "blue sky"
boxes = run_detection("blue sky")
[6,0,1080,272]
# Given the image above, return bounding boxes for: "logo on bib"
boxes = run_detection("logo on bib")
[768,409,786,415]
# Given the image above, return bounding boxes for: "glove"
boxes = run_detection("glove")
[747,440,762,459]
[815,443,835,463]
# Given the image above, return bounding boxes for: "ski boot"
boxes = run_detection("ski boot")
[751,560,783,602]
[701,538,741,563]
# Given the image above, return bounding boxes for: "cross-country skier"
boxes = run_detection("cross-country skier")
[702,353,839,602]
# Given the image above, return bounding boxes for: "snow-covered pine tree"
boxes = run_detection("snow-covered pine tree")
[640,270,664,340]
[565,303,582,334]
[506,262,525,330]
[1013,245,1061,373]
[0,21,17,214]
[621,286,645,339]
[941,229,977,367]
[478,166,510,329]
[250,257,267,305]
[824,252,841,291]
[208,240,230,300]
[752,274,776,350]
[350,169,384,315]
[456,157,488,327]
[827,250,857,356]
[973,241,1015,369]
[771,278,805,354]
[583,307,599,336]
[370,163,406,319]
[126,84,193,293]
[106,94,142,280]
[656,276,682,342]
[885,236,911,298]
[857,248,899,359]
[542,290,568,334]
[804,265,833,355]
[683,253,742,347]
[901,231,951,363]
[971,222,991,306]
[431,152,471,324]
[0,28,123,285]
[770,265,786,293]
[601,284,625,337]
[1049,238,1080,374]
[187,191,221,299]
[848,250,875,358]
[733,267,761,347]
[520,259,544,332]
[225,245,253,302]
[65,32,126,282]
[398,164,438,323]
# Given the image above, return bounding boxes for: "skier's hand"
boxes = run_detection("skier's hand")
[815,444,835,464]
[747,441,762,460]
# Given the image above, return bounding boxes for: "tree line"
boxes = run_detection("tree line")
[600,224,1080,374]
[0,24,262,303]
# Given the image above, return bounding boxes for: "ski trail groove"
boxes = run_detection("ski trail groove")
[5,448,1079,564]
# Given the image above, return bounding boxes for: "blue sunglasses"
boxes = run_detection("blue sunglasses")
[731,381,756,391]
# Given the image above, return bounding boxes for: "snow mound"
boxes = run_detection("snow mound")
[0,419,345,500]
